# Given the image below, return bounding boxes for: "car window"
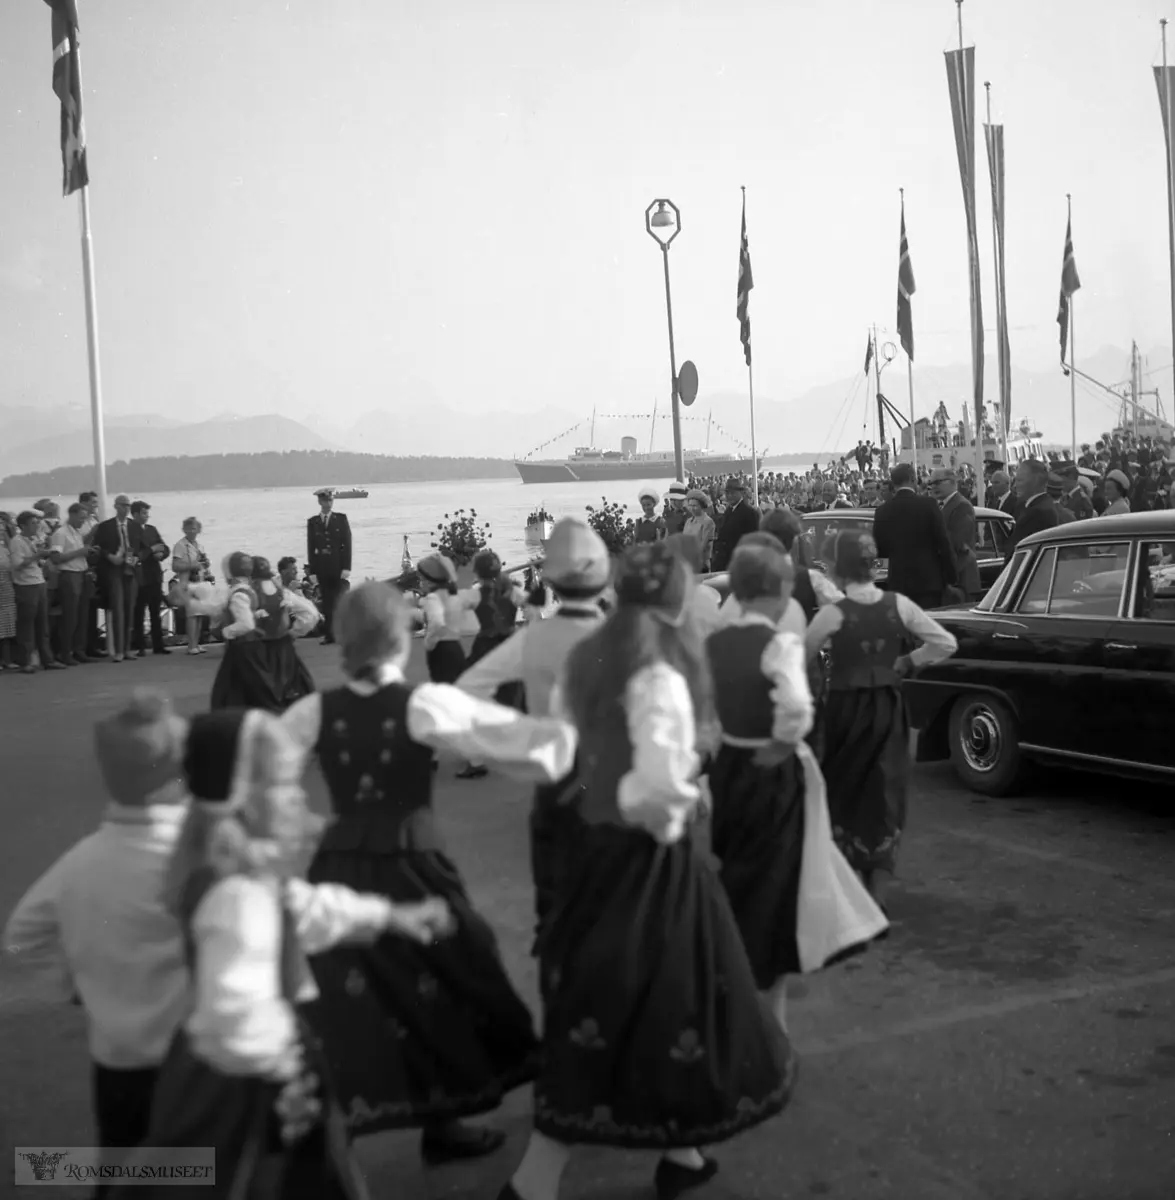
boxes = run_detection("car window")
[977,548,1028,611]
[802,517,874,564]
[976,517,1012,554]
[1131,542,1175,622]
[1018,541,1131,617]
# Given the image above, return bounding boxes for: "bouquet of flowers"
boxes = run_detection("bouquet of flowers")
[585,499,632,556]
[431,508,490,567]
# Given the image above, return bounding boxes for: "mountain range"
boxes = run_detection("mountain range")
[1,344,1165,477]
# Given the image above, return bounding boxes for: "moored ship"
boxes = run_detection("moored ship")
[515,438,757,484]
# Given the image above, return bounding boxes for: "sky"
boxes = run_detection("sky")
[2,0,1174,438]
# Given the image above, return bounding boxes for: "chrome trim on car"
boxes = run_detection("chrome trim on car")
[1018,743,1175,776]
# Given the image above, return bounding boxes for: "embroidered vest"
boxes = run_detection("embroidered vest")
[474,583,517,639]
[827,593,904,690]
[706,623,776,741]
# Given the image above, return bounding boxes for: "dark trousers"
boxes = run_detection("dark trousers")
[133,580,165,652]
[91,1062,159,1198]
[102,572,138,658]
[13,582,52,668]
[317,575,346,642]
[57,570,91,660]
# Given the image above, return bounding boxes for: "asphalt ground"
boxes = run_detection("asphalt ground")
[1,641,1173,1200]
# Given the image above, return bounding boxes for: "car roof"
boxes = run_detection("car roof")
[802,505,1010,521]
[1018,508,1175,547]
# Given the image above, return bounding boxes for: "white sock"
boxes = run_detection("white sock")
[664,1148,706,1170]
[511,1132,571,1200]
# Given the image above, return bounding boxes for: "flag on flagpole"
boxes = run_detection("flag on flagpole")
[1057,216,1081,363]
[984,121,1013,430]
[896,200,916,362]
[863,335,874,376]
[737,194,753,366]
[46,0,88,196]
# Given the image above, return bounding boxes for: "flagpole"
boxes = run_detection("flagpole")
[739,186,759,509]
[72,43,109,521]
[984,81,1009,471]
[1067,193,1077,461]
[900,187,917,479]
[1162,20,1175,414]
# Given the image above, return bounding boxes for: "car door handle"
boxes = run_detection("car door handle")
[1106,642,1137,652]
[992,633,1020,640]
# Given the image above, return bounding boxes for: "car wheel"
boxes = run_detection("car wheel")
[947,693,1023,796]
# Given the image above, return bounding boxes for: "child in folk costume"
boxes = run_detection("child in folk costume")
[415,553,467,684]
[3,690,192,1190]
[198,552,319,712]
[457,517,610,952]
[806,531,958,914]
[109,707,453,1200]
[705,543,887,1034]
[282,581,576,1160]
[499,541,797,1200]
[454,549,529,779]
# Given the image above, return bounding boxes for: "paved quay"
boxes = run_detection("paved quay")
[1,642,1174,1200]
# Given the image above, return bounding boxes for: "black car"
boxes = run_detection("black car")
[904,510,1175,795]
[701,505,1015,599]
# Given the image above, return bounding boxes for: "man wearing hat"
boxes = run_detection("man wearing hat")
[712,477,761,572]
[458,517,610,949]
[1046,473,1077,524]
[929,467,981,600]
[664,481,689,536]
[307,489,352,644]
[92,495,147,662]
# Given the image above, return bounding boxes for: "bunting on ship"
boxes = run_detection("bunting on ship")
[944,45,985,426]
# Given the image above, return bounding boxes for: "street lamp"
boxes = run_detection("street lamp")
[645,199,686,482]
[875,340,897,471]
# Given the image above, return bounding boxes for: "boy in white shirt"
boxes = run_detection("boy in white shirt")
[3,690,193,1163]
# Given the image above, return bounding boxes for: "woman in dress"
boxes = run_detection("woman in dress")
[0,512,17,670]
[415,554,467,684]
[683,490,716,571]
[706,542,886,1033]
[282,581,575,1161]
[111,707,455,1200]
[498,541,797,1200]
[204,552,319,712]
[805,531,958,914]
[171,518,210,656]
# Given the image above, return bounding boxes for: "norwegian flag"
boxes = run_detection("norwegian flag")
[737,193,753,367]
[46,0,88,195]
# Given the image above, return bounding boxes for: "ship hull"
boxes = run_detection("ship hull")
[514,456,757,484]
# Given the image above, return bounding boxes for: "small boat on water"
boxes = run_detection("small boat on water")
[312,486,369,499]
[524,509,554,558]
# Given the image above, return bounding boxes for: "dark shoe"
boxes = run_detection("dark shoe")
[421,1123,506,1165]
[653,1156,719,1200]
[495,1185,523,1200]
[45,661,68,671]
[56,658,73,667]
[155,647,171,655]
[456,765,489,780]
[72,654,93,664]
[20,665,36,675]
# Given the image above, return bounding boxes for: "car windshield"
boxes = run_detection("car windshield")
[976,549,1027,611]
[803,516,875,564]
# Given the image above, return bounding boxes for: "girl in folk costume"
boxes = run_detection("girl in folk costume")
[705,543,887,1034]
[499,541,797,1200]
[415,553,467,685]
[453,549,529,779]
[806,531,957,914]
[457,517,610,951]
[3,690,192,1189]
[282,581,576,1160]
[111,708,454,1200]
[193,552,320,712]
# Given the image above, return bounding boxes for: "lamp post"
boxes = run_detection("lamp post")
[645,199,686,483]
[873,330,898,471]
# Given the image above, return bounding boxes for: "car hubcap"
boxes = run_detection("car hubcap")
[960,704,1002,773]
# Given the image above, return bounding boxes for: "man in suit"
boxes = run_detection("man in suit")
[307,489,352,644]
[872,462,958,610]
[712,477,761,572]
[1005,458,1060,560]
[91,494,146,662]
[984,469,1019,517]
[130,500,170,657]
[929,467,982,600]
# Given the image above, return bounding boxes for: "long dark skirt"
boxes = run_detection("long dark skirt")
[820,685,909,876]
[709,747,805,989]
[304,844,541,1136]
[529,776,585,960]
[425,639,466,685]
[466,632,525,709]
[534,823,797,1150]
[210,637,315,713]
[107,1029,364,1200]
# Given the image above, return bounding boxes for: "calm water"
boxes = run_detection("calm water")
[2,477,680,580]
